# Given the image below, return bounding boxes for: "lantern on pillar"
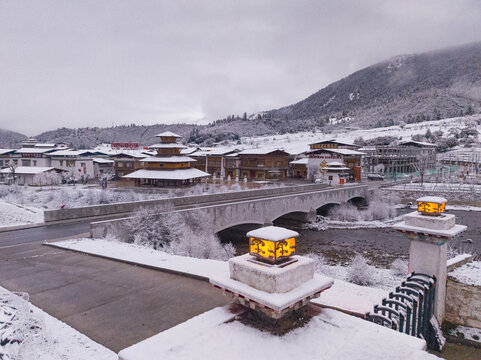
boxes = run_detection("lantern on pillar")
[247,226,298,264]
[416,196,446,216]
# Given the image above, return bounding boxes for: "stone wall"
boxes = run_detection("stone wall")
[445,277,481,329]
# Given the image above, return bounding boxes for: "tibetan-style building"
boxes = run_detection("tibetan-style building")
[237,148,289,181]
[123,132,210,186]
[307,139,364,182]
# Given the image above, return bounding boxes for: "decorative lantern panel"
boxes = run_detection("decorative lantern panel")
[417,196,447,216]
[246,226,299,264]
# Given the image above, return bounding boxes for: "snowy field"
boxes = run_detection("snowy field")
[0,199,44,228]
[236,115,480,151]
[118,305,439,360]
[0,184,160,210]
[0,286,116,360]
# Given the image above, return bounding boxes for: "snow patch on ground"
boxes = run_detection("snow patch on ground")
[450,325,481,344]
[118,305,439,360]
[388,182,481,194]
[0,199,43,227]
[0,286,116,360]
[51,238,227,279]
[304,215,405,231]
[449,261,481,286]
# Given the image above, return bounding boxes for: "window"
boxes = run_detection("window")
[22,159,31,166]
[33,160,37,166]
[59,160,64,166]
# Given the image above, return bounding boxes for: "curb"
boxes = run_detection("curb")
[42,241,210,283]
[0,223,45,233]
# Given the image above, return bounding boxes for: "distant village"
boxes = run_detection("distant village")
[0,130,439,187]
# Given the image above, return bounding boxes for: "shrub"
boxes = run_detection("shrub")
[390,258,408,277]
[346,254,377,286]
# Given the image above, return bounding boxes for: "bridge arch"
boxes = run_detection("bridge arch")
[347,196,368,208]
[272,210,314,227]
[316,202,341,216]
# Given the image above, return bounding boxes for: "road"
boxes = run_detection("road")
[0,221,91,247]
[0,224,229,352]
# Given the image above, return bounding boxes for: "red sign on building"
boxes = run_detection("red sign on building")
[111,143,139,150]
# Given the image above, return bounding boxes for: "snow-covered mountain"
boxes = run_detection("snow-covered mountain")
[0,128,27,148]
[265,41,481,131]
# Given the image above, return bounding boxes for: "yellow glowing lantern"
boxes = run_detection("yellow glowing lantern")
[246,226,298,264]
[417,196,447,216]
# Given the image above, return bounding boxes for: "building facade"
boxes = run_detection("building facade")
[237,149,289,181]
[360,140,437,178]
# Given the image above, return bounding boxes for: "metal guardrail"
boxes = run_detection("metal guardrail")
[365,272,445,351]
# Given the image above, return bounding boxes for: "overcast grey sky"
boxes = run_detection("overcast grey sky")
[1,0,480,135]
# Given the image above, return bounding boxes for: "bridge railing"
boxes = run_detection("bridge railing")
[44,183,333,223]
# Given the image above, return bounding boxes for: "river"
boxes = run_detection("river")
[219,209,480,267]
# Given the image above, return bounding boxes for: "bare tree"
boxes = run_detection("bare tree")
[7,160,17,184]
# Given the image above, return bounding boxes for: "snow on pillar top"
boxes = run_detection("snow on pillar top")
[247,226,299,242]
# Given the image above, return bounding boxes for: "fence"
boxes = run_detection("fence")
[365,272,445,351]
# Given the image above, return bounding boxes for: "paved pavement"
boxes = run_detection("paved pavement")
[0,230,229,352]
[0,221,91,247]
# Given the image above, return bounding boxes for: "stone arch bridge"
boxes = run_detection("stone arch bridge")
[202,185,367,233]
[90,185,368,238]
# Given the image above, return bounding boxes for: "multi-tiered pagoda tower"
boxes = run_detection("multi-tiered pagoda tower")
[124,131,210,186]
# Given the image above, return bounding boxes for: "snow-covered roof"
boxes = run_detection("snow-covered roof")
[93,158,114,164]
[0,166,60,175]
[191,148,238,156]
[325,161,345,167]
[49,150,97,157]
[149,143,187,149]
[246,226,299,241]
[109,151,149,159]
[141,156,196,163]
[180,147,200,155]
[309,138,357,147]
[290,158,308,165]
[309,148,365,156]
[156,131,181,138]
[283,145,310,156]
[325,166,350,171]
[0,149,16,155]
[238,148,287,155]
[34,143,57,148]
[400,140,436,147]
[417,196,447,203]
[16,148,58,154]
[123,168,211,180]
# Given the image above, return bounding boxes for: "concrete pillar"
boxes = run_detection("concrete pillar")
[220,156,225,179]
[408,237,447,322]
[306,209,317,223]
[394,206,466,325]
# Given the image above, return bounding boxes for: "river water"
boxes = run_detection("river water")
[220,209,480,267]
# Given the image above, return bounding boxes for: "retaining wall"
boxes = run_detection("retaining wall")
[445,277,481,329]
